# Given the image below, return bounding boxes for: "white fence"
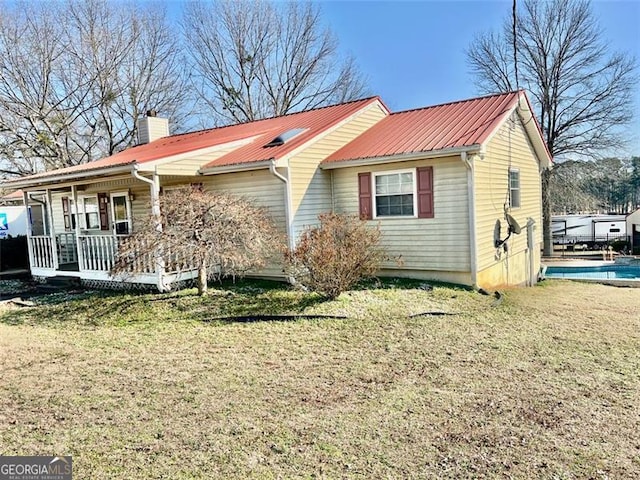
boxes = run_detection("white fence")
[79,235,118,271]
[30,236,55,269]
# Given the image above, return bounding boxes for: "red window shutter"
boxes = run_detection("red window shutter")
[417,166,434,218]
[61,197,71,230]
[97,193,109,231]
[358,172,372,220]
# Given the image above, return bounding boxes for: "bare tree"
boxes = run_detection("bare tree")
[466,0,637,255]
[548,160,599,214]
[182,0,368,124]
[0,0,190,176]
[112,187,283,296]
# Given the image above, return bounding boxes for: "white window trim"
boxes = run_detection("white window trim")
[79,195,101,231]
[372,168,418,219]
[110,191,132,235]
[509,168,521,209]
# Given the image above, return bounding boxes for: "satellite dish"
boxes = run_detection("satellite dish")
[495,214,522,248]
[505,213,522,235]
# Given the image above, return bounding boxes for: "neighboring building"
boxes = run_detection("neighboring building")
[627,209,640,254]
[0,91,552,290]
[0,190,28,238]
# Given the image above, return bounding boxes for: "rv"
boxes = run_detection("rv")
[552,214,627,248]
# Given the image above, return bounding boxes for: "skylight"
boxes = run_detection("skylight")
[264,128,307,148]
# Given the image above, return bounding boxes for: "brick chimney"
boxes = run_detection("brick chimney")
[137,110,169,144]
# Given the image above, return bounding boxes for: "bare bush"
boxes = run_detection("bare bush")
[285,213,386,299]
[112,187,283,295]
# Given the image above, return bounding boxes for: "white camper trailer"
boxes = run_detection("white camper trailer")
[552,214,627,248]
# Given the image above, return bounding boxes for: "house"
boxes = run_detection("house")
[1,90,552,290]
[627,209,640,254]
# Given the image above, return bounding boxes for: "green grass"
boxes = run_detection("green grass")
[1,279,639,478]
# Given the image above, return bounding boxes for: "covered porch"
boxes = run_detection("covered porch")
[20,169,198,289]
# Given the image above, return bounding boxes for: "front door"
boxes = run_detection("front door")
[110,193,132,235]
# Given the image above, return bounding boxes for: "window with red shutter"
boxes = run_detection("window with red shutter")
[358,172,372,220]
[97,193,109,230]
[416,166,434,218]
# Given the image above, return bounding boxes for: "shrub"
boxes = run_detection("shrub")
[610,239,629,252]
[285,213,386,299]
[112,187,283,296]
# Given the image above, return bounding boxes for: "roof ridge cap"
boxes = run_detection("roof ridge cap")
[155,96,381,141]
[389,91,521,116]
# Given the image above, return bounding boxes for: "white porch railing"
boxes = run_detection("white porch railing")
[30,232,194,277]
[79,235,118,272]
[30,236,55,269]
[164,246,195,274]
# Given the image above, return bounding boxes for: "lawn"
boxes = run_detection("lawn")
[0,279,639,479]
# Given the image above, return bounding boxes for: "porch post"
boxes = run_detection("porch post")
[45,188,59,270]
[71,185,84,270]
[152,172,167,290]
[131,166,166,291]
[22,189,35,269]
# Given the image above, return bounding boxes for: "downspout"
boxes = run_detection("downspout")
[461,152,478,288]
[28,192,47,235]
[526,217,536,286]
[132,165,167,291]
[269,159,295,251]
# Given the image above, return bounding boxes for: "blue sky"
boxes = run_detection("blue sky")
[318,0,640,157]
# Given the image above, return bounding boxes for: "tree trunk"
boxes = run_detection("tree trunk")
[542,168,553,257]
[197,262,208,296]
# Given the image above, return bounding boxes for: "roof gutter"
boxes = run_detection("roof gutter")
[0,163,136,189]
[320,145,482,170]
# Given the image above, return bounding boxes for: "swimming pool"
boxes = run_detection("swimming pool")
[545,264,640,280]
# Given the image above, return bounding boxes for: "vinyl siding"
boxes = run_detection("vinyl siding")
[332,157,472,282]
[200,169,287,278]
[474,115,543,287]
[49,178,151,234]
[289,103,388,240]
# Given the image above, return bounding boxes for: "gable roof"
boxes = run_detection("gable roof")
[322,90,552,167]
[3,97,384,187]
[0,189,24,204]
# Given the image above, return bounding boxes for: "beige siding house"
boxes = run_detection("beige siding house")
[2,91,551,290]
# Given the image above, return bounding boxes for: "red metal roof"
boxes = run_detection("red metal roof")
[11,97,382,183]
[324,91,525,164]
[1,189,23,199]
[201,97,382,169]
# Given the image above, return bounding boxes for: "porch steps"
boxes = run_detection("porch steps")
[40,275,83,292]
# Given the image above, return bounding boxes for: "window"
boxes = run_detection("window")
[359,167,434,220]
[509,169,520,208]
[373,170,415,217]
[65,198,78,230]
[83,197,100,230]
